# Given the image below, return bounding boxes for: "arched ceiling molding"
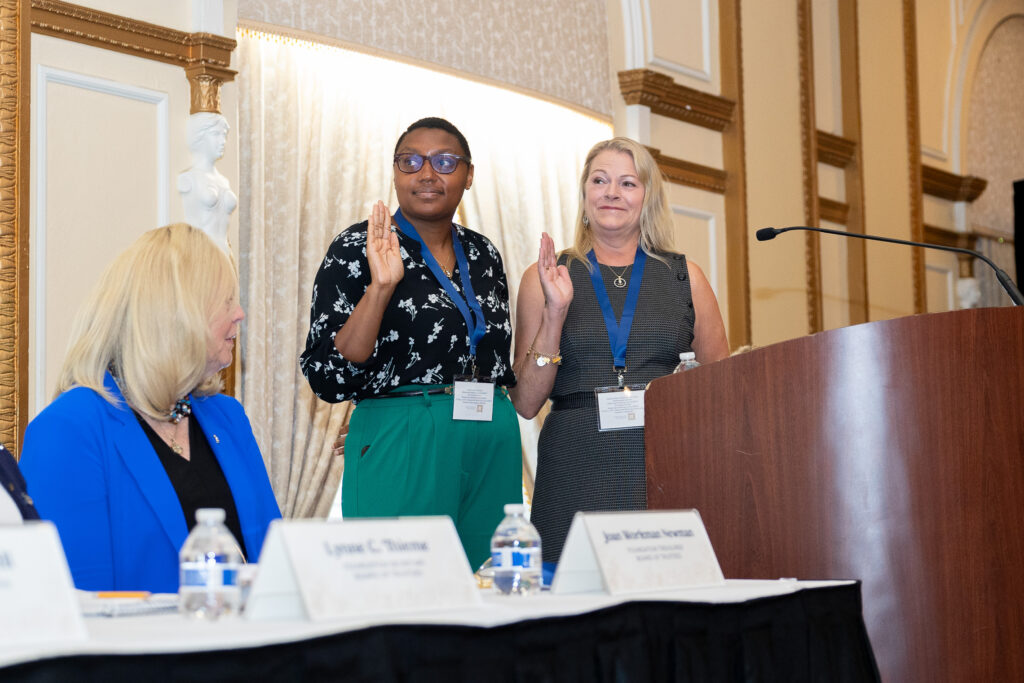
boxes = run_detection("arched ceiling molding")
[950,0,1024,174]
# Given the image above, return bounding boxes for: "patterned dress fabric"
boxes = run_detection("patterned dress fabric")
[301,220,516,402]
[531,252,695,562]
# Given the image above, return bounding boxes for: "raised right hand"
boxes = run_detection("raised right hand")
[366,200,404,288]
[537,232,573,312]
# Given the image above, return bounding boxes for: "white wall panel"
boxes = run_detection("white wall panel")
[819,219,850,330]
[650,115,723,168]
[666,184,728,339]
[29,35,192,415]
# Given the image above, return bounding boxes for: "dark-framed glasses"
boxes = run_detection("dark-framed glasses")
[394,153,471,175]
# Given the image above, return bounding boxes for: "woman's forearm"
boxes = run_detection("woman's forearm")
[333,282,396,362]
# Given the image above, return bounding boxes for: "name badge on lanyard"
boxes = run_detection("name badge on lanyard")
[393,210,493,422]
[452,378,495,421]
[587,248,648,432]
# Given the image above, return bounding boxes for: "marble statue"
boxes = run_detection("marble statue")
[178,112,238,250]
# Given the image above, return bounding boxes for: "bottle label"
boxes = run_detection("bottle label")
[491,547,540,570]
[180,560,240,589]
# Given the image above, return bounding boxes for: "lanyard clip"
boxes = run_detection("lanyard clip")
[615,365,627,388]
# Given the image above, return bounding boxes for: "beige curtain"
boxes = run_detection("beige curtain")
[236,27,611,517]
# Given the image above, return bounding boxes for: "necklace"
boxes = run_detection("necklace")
[148,417,188,457]
[607,264,630,288]
[438,255,454,279]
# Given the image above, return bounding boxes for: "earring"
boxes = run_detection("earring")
[582,215,589,227]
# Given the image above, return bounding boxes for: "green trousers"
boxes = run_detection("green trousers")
[342,385,522,569]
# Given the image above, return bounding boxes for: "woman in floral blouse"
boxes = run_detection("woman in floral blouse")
[301,117,520,568]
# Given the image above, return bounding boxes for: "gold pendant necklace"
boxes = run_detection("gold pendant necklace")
[439,256,454,279]
[608,264,629,288]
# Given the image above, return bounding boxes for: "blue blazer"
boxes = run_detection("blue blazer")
[20,373,281,592]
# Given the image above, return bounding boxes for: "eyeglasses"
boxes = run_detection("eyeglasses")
[393,153,471,175]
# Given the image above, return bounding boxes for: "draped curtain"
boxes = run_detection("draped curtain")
[237,27,611,517]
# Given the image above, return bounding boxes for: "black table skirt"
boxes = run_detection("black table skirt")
[6,583,880,683]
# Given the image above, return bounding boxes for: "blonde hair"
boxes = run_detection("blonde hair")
[566,137,674,267]
[56,223,238,419]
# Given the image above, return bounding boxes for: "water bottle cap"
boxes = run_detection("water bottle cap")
[196,507,226,524]
[503,503,525,515]
[679,351,696,361]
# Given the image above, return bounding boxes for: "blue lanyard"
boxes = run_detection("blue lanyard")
[586,247,647,376]
[393,210,487,358]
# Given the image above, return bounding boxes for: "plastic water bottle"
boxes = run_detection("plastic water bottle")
[179,508,244,619]
[490,503,542,595]
[673,351,701,373]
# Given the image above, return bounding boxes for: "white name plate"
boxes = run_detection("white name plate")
[551,510,725,595]
[245,517,482,621]
[0,522,87,643]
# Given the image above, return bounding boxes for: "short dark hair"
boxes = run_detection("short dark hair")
[394,117,472,160]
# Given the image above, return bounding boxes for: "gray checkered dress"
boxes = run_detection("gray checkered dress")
[531,252,696,563]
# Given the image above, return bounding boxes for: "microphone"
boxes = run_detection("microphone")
[756,225,1024,306]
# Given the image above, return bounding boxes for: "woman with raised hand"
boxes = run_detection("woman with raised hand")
[511,137,729,568]
[301,117,520,569]
[20,224,280,592]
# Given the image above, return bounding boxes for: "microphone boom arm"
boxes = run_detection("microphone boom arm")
[762,225,1024,306]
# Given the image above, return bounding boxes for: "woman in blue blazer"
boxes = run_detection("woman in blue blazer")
[20,224,281,593]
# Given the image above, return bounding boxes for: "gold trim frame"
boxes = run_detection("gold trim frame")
[30,0,236,113]
[719,0,751,348]
[0,0,30,455]
[902,0,925,314]
[797,0,822,333]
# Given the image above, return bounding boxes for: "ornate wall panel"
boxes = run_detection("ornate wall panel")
[903,0,926,314]
[0,0,29,455]
[30,0,236,113]
[966,16,1024,237]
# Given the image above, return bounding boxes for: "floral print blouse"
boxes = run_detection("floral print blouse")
[301,220,516,403]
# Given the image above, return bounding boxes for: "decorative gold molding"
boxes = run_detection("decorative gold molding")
[618,68,735,131]
[816,130,857,168]
[903,0,925,314]
[797,0,822,333]
[837,0,868,324]
[0,0,29,455]
[647,147,727,194]
[719,0,751,348]
[819,197,849,225]
[921,164,987,203]
[30,0,236,113]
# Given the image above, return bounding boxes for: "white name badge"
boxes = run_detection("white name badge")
[245,517,482,621]
[551,510,724,595]
[594,385,646,431]
[0,522,87,644]
[452,379,494,421]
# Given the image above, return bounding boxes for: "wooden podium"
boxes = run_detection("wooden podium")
[645,308,1024,683]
